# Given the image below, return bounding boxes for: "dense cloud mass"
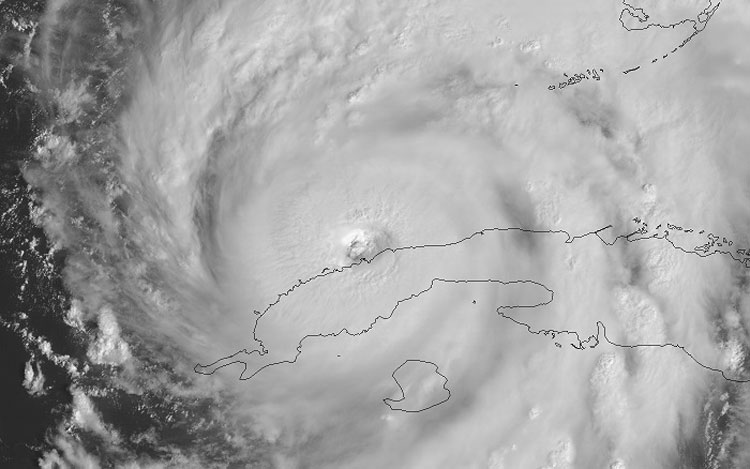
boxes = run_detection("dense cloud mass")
[3,0,750,467]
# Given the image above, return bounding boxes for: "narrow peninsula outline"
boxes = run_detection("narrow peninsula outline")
[195,219,750,395]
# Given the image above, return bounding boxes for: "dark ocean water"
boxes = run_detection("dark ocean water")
[0,5,272,465]
[0,174,74,467]
[1,1,75,465]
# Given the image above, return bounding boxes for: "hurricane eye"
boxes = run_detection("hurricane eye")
[342,229,377,260]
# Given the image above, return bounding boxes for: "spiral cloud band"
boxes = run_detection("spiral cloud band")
[3,0,750,467]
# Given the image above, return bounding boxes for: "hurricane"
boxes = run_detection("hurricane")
[2,0,750,468]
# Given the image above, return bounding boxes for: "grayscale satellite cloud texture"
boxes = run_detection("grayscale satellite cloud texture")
[1,1,750,468]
